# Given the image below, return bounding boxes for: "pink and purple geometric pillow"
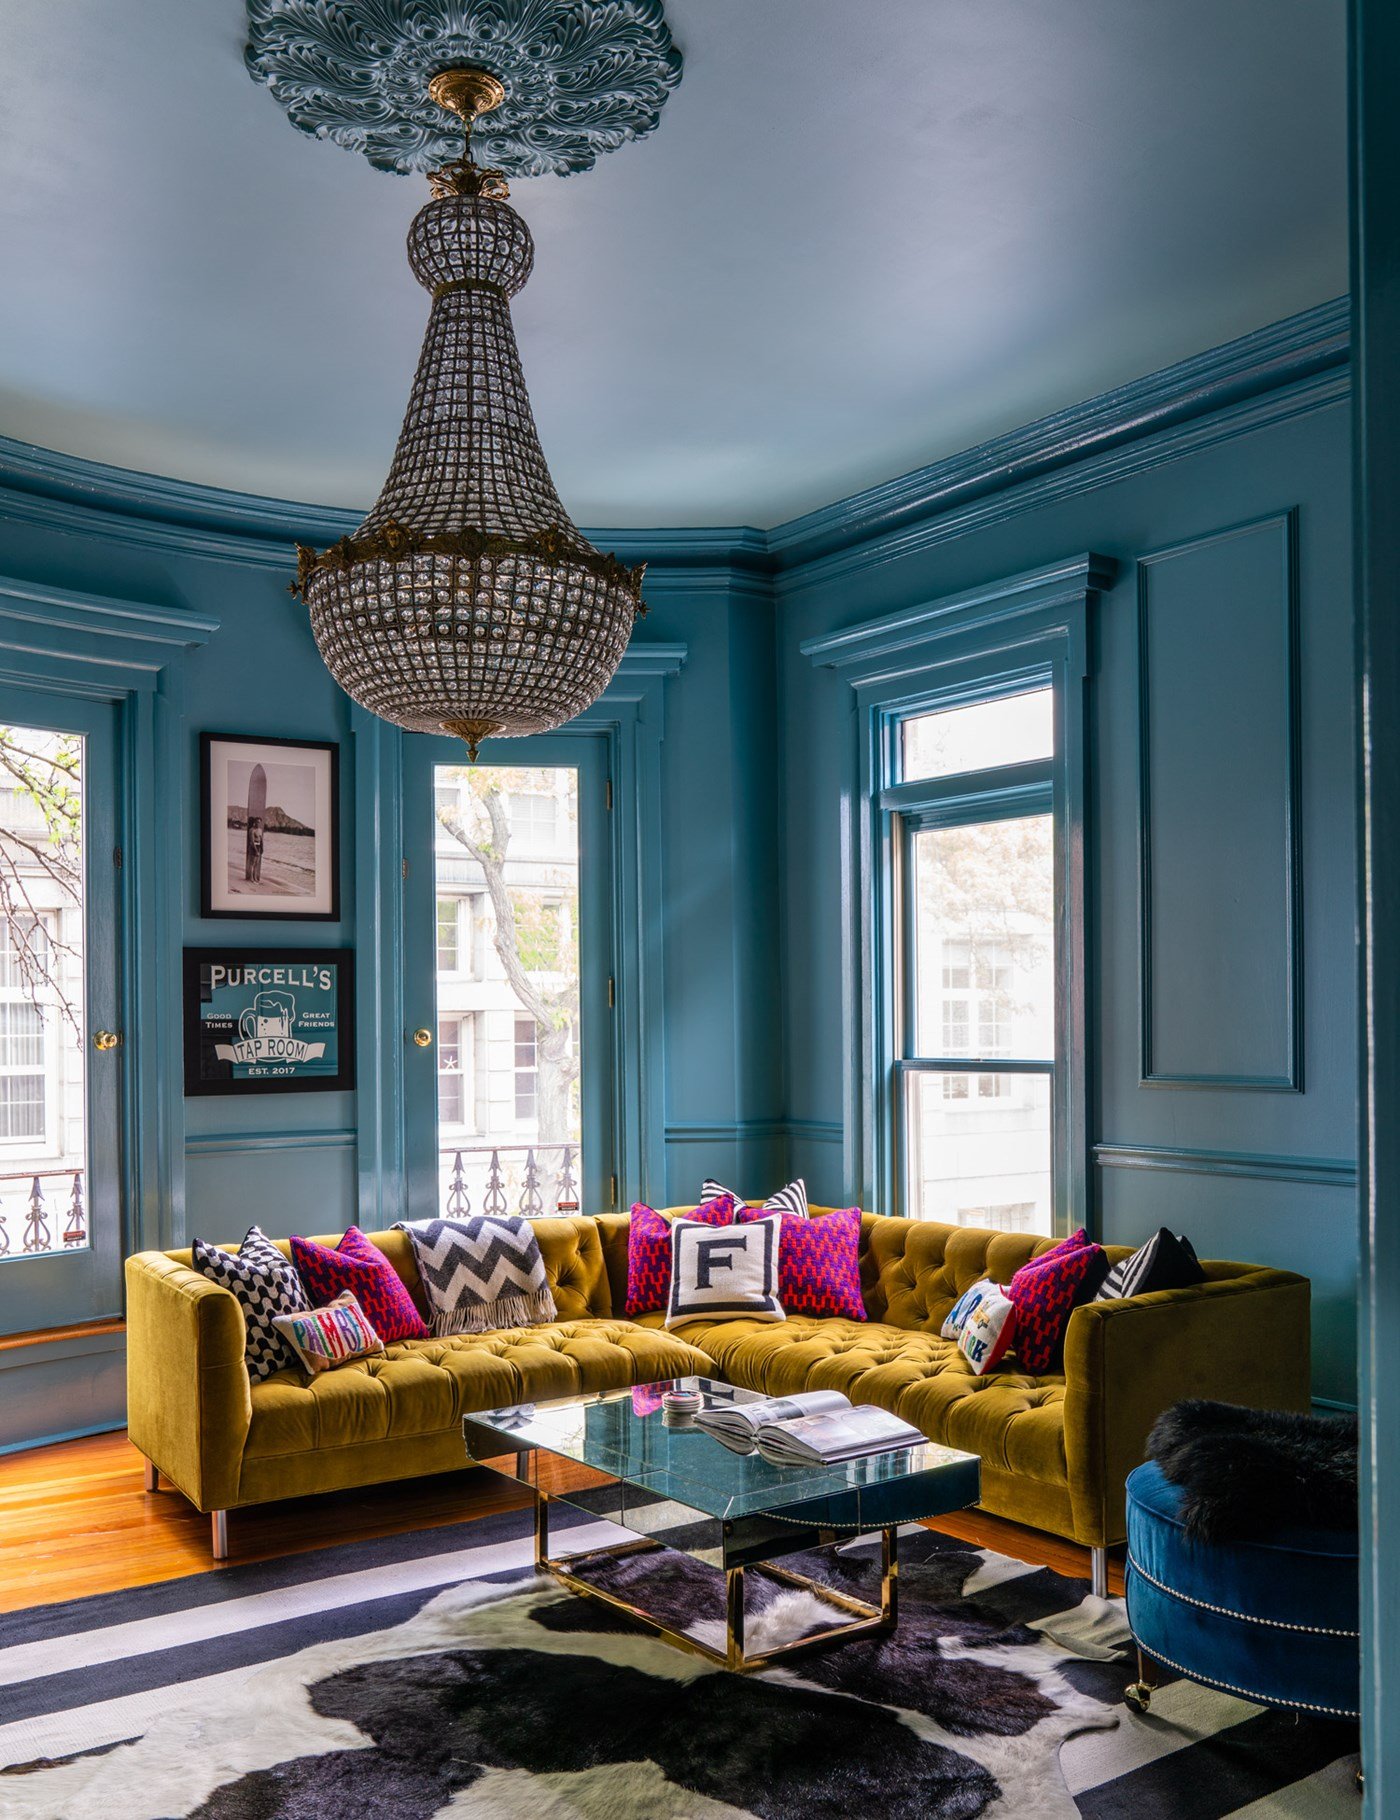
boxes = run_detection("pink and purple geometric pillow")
[1005,1239,1107,1372]
[738,1204,867,1321]
[625,1195,735,1316]
[289,1226,430,1343]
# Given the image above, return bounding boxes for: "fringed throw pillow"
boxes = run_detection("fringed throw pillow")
[395,1215,556,1336]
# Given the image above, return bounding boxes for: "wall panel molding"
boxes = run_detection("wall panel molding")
[1137,510,1303,1090]
[185,1128,356,1157]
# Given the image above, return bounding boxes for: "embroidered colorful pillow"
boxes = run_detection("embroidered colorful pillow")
[1006,1241,1109,1371]
[738,1204,865,1320]
[625,1195,734,1316]
[959,1284,1018,1375]
[941,1277,1000,1342]
[701,1177,809,1218]
[272,1291,384,1375]
[192,1226,308,1382]
[290,1226,429,1342]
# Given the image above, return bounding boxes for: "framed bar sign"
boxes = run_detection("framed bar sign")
[183,948,356,1096]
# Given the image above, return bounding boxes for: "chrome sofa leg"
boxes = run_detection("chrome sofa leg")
[142,1456,158,1493]
[1090,1546,1109,1599]
[211,1510,229,1561]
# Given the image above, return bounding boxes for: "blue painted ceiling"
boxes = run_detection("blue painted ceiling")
[0,0,1346,527]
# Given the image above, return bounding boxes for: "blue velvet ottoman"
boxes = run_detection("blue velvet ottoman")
[1124,1459,1360,1719]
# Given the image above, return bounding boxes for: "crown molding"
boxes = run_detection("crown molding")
[0,298,1349,590]
[768,296,1349,586]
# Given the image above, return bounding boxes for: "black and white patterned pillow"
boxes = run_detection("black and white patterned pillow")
[193,1226,308,1381]
[665,1214,785,1329]
[700,1177,810,1219]
[1095,1227,1204,1302]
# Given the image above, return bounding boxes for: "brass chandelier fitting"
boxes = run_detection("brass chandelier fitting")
[293,67,646,760]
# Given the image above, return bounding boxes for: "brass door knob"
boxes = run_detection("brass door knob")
[412,1027,433,1048]
[92,1030,122,1051]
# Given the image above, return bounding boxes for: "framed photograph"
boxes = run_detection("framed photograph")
[183,947,356,1096]
[200,733,340,920]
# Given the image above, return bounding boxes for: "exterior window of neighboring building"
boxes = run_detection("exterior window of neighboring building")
[438,1015,473,1130]
[513,1016,538,1120]
[507,791,558,848]
[0,918,52,1146]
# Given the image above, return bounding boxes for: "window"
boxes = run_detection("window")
[513,1015,537,1120]
[437,897,461,974]
[0,919,51,1145]
[438,1016,473,1129]
[507,791,558,848]
[893,687,1058,1233]
[902,688,1053,781]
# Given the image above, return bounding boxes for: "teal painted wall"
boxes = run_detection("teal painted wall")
[777,392,1357,1404]
[0,297,1359,1441]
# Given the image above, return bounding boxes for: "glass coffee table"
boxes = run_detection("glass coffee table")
[463,1375,981,1672]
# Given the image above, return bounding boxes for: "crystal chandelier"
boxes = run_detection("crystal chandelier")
[293,69,645,760]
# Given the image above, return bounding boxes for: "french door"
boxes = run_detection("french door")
[401,731,616,1223]
[0,684,123,1335]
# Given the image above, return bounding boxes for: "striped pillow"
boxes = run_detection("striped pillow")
[700,1177,809,1219]
[273,1291,384,1375]
[1096,1228,1204,1301]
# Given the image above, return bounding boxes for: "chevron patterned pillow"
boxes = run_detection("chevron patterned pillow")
[192,1225,308,1382]
[394,1216,557,1336]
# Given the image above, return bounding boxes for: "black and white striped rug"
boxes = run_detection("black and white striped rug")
[0,1507,1360,1818]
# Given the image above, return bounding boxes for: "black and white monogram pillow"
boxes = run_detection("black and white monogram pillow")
[700,1177,810,1219]
[665,1214,785,1329]
[193,1226,308,1382]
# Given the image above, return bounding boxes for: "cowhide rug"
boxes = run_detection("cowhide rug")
[3,1525,1127,1820]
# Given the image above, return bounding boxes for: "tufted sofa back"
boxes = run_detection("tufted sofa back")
[173,1216,615,1323]
[592,1206,1135,1333]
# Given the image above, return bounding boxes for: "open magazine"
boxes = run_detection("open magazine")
[696,1390,923,1465]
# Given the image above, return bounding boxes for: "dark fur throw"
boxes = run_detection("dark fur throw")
[1146,1399,1358,1542]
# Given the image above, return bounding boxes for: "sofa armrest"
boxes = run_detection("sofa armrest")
[1060,1267,1311,1548]
[124,1251,251,1512]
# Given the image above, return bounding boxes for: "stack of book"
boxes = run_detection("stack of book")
[695,1390,923,1465]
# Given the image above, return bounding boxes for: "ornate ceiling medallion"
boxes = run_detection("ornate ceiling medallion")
[287,61,650,759]
[245,0,683,177]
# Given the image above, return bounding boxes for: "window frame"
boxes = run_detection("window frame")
[800,554,1110,1235]
[888,723,1059,1230]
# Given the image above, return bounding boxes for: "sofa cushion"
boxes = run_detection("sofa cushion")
[634,1309,1068,1486]
[243,1319,712,1458]
[898,1371,1068,1485]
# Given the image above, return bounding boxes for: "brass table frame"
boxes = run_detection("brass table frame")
[532,1482,899,1674]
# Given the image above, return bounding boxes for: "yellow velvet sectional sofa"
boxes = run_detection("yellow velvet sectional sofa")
[125,1207,1311,1586]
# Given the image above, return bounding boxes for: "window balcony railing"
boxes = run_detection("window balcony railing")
[0,1168,86,1258]
[437,1143,580,1220]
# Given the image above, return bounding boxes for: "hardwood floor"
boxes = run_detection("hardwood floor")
[0,1429,1125,1614]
